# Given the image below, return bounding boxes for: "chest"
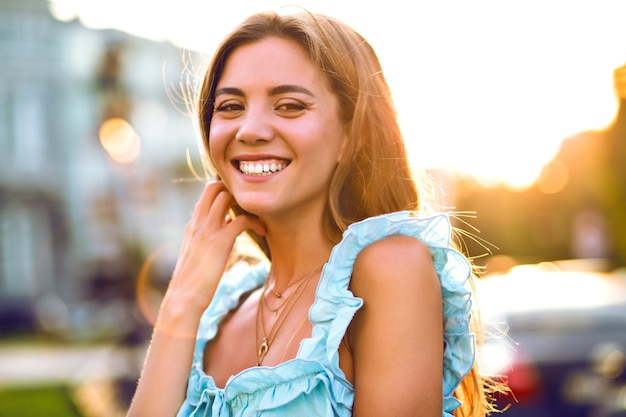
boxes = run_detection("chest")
[202,286,321,388]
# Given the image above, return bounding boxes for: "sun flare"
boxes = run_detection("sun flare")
[51,0,626,188]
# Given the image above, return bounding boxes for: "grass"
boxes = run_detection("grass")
[0,384,82,417]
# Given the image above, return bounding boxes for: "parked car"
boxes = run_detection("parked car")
[476,260,626,417]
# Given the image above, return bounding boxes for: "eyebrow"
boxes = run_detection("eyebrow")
[270,84,315,97]
[214,87,243,97]
[214,84,315,98]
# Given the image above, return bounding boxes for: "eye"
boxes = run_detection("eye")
[214,100,245,116]
[275,99,308,116]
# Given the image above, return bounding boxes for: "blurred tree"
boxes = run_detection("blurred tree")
[96,42,131,121]
[455,63,626,269]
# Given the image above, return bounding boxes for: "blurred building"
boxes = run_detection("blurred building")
[0,0,203,340]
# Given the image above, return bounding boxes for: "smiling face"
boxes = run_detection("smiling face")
[208,36,347,222]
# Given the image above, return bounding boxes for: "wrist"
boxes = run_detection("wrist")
[154,292,207,338]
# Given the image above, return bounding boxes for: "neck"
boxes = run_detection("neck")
[262,214,338,289]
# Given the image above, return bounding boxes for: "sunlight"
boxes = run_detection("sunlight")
[52,0,626,188]
[536,159,570,194]
[379,1,624,189]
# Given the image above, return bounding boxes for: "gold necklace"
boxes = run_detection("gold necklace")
[260,271,309,316]
[264,264,324,314]
[268,264,324,298]
[255,264,323,366]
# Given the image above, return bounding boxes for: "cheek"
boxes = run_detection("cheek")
[207,126,228,165]
[316,123,346,163]
[206,142,228,183]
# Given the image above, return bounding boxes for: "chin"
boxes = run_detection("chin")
[232,199,270,218]
[231,187,279,210]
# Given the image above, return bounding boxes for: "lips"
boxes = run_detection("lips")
[237,159,290,176]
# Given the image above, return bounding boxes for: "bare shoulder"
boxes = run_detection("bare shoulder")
[351,234,438,293]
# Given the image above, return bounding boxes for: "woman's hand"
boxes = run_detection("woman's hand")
[160,181,265,329]
[128,180,265,417]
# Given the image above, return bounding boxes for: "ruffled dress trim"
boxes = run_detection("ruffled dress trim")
[303,211,475,416]
[177,211,475,417]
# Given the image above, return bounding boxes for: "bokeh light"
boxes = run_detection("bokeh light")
[98,117,141,164]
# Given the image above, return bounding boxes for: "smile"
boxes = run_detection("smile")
[238,159,289,176]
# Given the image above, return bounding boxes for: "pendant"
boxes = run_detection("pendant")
[258,338,269,358]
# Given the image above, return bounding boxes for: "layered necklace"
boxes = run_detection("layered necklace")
[256,263,324,366]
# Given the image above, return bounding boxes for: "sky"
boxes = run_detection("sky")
[48,0,626,189]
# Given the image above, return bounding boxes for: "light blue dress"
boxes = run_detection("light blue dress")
[177,212,475,417]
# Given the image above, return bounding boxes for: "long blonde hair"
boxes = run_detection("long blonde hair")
[195,10,502,416]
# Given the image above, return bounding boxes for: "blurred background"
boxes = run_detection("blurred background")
[0,0,625,416]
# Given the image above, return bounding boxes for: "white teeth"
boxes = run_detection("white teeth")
[239,160,287,176]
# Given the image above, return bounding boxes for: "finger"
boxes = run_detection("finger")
[226,213,266,240]
[208,190,236,226]
[190,181,226,224]
[186,190,236,246]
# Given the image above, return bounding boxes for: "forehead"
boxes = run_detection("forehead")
[218,37,324,88]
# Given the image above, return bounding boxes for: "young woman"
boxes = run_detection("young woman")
[128,9,498,417]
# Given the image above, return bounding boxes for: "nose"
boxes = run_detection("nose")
[235,107,274,144]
